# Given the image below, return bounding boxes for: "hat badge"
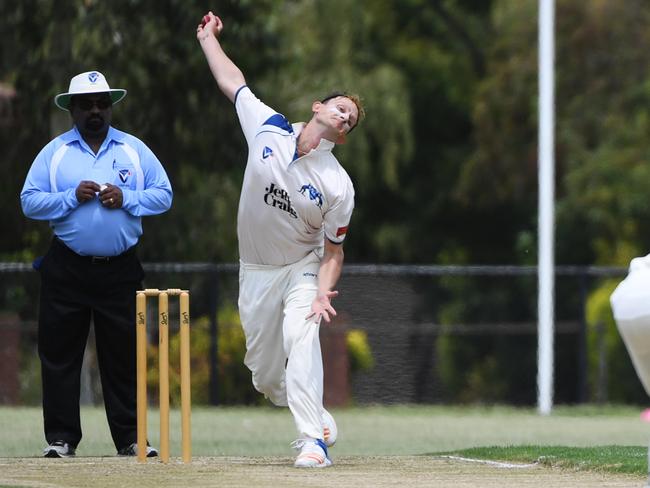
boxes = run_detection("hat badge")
[88,72,99,83]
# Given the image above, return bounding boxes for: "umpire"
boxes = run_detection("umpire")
[20,71,173,458]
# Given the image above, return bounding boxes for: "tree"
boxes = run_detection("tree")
[456,0,650,266]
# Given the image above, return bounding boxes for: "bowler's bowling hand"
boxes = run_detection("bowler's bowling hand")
[197,11,224,40]
[76,180,101,203]
[306,290,339,324]
[99,184,123,209]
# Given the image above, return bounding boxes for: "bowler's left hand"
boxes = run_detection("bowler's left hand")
[307,290,339,324]
[99,183,123,209]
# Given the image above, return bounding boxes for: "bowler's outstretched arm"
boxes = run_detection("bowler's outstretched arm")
[196,11,246,103]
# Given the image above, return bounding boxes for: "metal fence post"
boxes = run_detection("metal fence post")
[577,272,588,403]
[596,320,608,404]
[209,268,219,406]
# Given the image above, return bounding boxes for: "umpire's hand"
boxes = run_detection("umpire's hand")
[75,180,101,203]
[99,183,123,209]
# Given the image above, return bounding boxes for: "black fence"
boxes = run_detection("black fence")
[0,262,634,406]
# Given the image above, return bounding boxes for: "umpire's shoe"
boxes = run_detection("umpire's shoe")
[117,442,158,457]
[43,440,76,458]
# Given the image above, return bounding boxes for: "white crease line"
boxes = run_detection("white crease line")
[440,455,539,469]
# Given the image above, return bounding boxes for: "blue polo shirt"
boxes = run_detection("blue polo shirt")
[21,126,173,256]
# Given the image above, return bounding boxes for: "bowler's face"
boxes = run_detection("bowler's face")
[322,96,359,134]
[70,94,112,139]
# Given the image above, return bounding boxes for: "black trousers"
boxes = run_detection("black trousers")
[37,237,144,450]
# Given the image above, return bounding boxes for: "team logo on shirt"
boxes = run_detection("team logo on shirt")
[336,226,348,237]
[298,183,323,208]
[118,169,131,183]
[264,182,298,219]
[262,146,274,159]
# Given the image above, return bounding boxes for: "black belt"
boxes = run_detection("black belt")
[52,237,136,264]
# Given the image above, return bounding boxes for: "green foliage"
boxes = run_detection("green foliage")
[456,0,650,266]
[454,0,540,264]
[585,280,646,403]
[346,329,374,373]
[436,330,512,403]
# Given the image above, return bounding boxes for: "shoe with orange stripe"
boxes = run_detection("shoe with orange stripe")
[322,409,337,447]
[292,438,332,468]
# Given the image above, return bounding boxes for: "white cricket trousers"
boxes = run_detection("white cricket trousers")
[238,251,325,439]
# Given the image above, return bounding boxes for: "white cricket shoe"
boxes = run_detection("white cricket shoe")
[291,438,332,468]
[322,409,337,447]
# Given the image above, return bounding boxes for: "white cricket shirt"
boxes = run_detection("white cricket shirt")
[234,86,355,266]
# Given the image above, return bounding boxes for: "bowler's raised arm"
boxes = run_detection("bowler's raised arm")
[196,11,247,103]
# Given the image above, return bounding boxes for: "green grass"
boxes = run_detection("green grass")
[1,404,649,478]
[443,445,646,475]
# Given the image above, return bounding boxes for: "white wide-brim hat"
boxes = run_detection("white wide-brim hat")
[54,71,127,111]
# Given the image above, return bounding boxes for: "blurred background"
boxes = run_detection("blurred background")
[1,0,649,409]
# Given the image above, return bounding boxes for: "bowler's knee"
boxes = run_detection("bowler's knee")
[251,372,287,406]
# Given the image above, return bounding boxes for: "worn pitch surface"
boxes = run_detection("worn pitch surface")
[0,455,644,488]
